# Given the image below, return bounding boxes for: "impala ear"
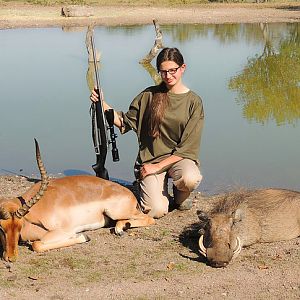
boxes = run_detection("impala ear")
[0,205,11,220]
[233,209,244,223]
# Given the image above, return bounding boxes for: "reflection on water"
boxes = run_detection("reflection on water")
[0,23,299,195]
[140,62,161,85]
[229,23,300,125]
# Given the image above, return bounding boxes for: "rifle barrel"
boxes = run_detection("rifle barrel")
[90,31,109,180]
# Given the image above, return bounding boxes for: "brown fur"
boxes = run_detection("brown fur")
[198,188,300,268]
[0,176,155,262]
[0,141,155,262]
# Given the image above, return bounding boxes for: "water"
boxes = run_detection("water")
[0,23,299,195]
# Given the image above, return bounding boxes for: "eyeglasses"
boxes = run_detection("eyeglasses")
[159,66,181,76]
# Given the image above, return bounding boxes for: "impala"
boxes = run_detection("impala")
[0,140,155,262]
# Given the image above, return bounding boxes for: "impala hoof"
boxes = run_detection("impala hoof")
[83,234,91,243]
[114,228,125,236]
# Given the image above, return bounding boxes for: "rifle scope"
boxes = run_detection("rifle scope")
[105,109,120,162]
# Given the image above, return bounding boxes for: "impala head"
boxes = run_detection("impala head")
[0,202,24,262]
[0,139,49,262]
[197,210,242,268]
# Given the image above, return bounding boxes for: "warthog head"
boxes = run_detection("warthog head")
[197,210,242,268]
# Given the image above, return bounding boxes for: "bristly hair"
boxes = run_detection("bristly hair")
[210,188,300,216]
[210,189,252,215]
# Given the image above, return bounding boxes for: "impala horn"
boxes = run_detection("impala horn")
[14,139,49,218]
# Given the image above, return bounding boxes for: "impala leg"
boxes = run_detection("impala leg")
[114,214,155,236]
[31,230,90,252]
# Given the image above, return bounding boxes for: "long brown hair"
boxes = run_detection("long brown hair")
[148,47,184,138]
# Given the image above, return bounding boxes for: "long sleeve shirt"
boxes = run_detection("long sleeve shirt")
[118,86,204,165]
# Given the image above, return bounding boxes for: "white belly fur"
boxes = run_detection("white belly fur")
[47,201,110,233]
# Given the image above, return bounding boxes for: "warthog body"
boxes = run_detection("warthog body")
[198,189,300,268]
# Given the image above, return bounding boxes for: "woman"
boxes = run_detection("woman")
[90,47,204,218]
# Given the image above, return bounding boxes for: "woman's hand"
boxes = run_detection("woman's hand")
[90,87,111,112]
[90,87,103,103]
[140,163,161,179]
[139,155,183,180]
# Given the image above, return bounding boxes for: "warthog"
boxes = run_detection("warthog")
[197,189,300,268]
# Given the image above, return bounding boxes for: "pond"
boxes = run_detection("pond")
[0,23,299,195]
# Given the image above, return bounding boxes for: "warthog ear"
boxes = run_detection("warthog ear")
[197,210,210,229]
[233,209,244,223]
[197,210,209,222]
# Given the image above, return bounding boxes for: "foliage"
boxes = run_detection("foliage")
[229,24,300,126]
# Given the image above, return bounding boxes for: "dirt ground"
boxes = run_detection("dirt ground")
[0,2,299,29]
[0,175,299,300]
[1,2,300,300]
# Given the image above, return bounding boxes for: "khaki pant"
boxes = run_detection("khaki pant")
[139,159,202,218]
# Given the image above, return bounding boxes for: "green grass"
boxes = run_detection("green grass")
[18,255,95,280]
[0,278,17,289]
[20,257,55,277]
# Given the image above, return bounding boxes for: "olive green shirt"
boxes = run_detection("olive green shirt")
[118,86,204,165]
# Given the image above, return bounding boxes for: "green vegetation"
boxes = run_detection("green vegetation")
[20,256,55,277]
[229,24,300,126]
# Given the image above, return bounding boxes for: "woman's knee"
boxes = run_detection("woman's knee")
[181,171,202,191]
[172,167,202,192]
[169,159,202,191]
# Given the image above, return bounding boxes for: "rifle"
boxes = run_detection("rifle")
[90,31,119,179]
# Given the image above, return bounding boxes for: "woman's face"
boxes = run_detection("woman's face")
[159,60,186,88]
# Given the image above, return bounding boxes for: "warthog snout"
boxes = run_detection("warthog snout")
[199,234,242,267]
[207,256,229,268]
[197,211,242,267]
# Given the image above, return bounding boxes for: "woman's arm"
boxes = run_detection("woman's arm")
[140,155,183,179]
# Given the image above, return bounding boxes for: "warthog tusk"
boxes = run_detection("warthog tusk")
[232,236,242,259]
[198,235,207,257]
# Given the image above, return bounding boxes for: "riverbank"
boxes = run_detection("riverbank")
[1,2,300,299]
[0,2,299,29]
[1,174,299,299]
